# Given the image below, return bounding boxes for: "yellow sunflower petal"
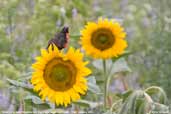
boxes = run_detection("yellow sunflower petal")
[41,49,48,57]
[73,84,86,95]
[68,88,81,101]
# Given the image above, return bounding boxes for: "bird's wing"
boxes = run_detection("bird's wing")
[57,33,67,48]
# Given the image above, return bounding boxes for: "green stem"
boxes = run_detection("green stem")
[103,59,107,108]
[103,59,106,75]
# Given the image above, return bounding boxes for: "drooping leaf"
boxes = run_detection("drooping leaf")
[118,90,153,114]
[145,86,168,105]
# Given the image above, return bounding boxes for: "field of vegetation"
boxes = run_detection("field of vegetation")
[0,0,170,113]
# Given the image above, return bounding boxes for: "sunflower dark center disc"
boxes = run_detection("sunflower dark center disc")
[43,58,77,91]
[51,65,69,82]
[91,28,115,50]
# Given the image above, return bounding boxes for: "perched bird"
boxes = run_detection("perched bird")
[47,26,69,50]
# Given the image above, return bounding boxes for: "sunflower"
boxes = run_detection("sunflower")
[81,18,127,59]
[31,44,91,107]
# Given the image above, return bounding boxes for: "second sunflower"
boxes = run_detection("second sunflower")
[81,18,127,59]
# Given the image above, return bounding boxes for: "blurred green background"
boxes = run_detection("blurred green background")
[0,0,171,111]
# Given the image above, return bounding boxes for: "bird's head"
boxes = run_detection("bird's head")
[61,26,69,48]
[61,26,69,33]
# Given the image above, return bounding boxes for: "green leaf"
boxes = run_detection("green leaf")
[7,78,39,97]
[112,51,132,62]
[151,102,169,113]
[105,58,131,98]
[116,90,133,102]
[118,90,153,114]
[25,95,44,105]
[87,76,101,94]
[17,72,32,81]
[24,95,55,108]
[73,100,89,108]
[145,86,168,105]
[122,90,133,101]
[74,99,102,109]
[7,78,32,89]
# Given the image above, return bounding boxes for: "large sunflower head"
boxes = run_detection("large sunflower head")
[31,44,91,107]
[81,18,127,59]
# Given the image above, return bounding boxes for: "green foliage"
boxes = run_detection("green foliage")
[118,90,152,114]
[87,76,101,94]
[0,0,170,113]
[118,87,168,114]
[145,86,168,105]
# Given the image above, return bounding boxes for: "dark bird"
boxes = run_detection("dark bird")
[47,26,69,50]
